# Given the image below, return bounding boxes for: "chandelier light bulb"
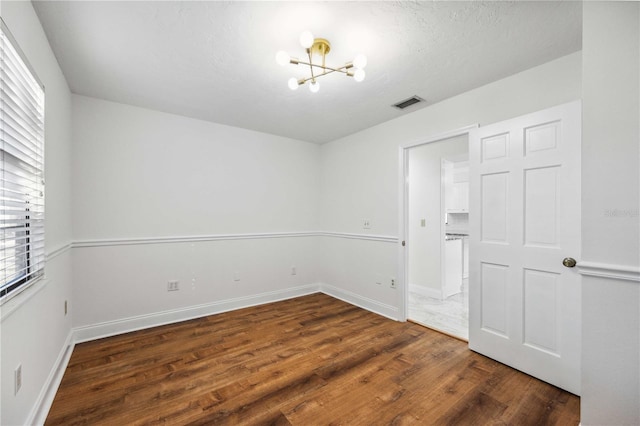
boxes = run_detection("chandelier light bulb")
[288,77,299,91]
[353,54,367,69]
[299,31,315,49]
[353,68,366,82]
[276,51,290,66]
[309,81,320,93]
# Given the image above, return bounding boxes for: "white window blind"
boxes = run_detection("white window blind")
[0,19,45,302]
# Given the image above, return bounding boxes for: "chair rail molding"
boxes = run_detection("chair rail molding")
[578,261,640,283]
[72,231,399,248]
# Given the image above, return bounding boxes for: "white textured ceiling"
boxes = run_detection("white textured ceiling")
[32,1,581,144]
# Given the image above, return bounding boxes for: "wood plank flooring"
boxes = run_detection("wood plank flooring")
[46,293,579,425]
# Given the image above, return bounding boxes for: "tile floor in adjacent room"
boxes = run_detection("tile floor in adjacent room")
[408,280,469,340]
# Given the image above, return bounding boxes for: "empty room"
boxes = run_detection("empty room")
[1,1,638,425]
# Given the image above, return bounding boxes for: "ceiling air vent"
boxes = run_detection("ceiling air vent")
[392,96,424,110]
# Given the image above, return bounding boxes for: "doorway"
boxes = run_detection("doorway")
[400,103,581,394]
[405,132,470,340]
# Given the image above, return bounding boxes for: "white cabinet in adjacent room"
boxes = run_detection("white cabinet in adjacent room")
[444,161,469,213]
[443,237,463,298]
[448,181,469,212]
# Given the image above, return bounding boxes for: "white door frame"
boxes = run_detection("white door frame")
[398,124,478,321]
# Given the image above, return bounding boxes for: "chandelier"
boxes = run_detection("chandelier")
[276,31,367,93]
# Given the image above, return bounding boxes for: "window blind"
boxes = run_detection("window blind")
[0,19,45,301]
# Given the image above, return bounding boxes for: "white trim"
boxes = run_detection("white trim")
[73,232,319,248]
[73,284,320,343]
[399,124,479,322]
[398,145,409,321]
[27,330,75,426]
[0,245,71,312]
[409,283,443,300]
[1,277,48,320]
[71,231,399,248]
[73,283,402,344]
[401,124,479,149]
[71,282,405,343]
[318,232,398,243]
[578,261,640,282]
[1,18,44,89]
[319,283,400,321]
[46,243,72,261]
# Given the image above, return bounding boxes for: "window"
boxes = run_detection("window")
[0,19,45,302]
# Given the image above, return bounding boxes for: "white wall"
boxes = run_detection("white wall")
[408,135,467,298]
[71,96,321,336]
[72,95,320,239]
[0,1,73,425]
[581,2,640,424]
[319,51,582,318]
[319,236,399,319]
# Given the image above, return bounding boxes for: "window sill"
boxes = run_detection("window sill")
[0,277,48,322]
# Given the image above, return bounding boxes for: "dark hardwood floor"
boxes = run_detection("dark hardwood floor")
[46,293,579,425]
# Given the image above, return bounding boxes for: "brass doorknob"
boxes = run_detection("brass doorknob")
[562,257,577,268]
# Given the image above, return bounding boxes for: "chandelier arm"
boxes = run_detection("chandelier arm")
[298,64,353,85]
[306,49,317,83]
[295,61,350,74]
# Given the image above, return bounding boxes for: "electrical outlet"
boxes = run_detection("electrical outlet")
[363,219,371,229]
[64,300,68,316]
[233,271,240,282]
[291,266,297,275]
[15,364,22,395]
[167,281,179,292]
[375,274,382,285]
[390,278,396,289]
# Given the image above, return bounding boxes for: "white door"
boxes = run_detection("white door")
[468,101,581,395]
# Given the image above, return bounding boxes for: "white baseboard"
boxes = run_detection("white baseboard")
[319,283,400,321]
[73,284,320,343]
[409,283,442,300]
[27,329,75,426]
[72,282,406,344]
